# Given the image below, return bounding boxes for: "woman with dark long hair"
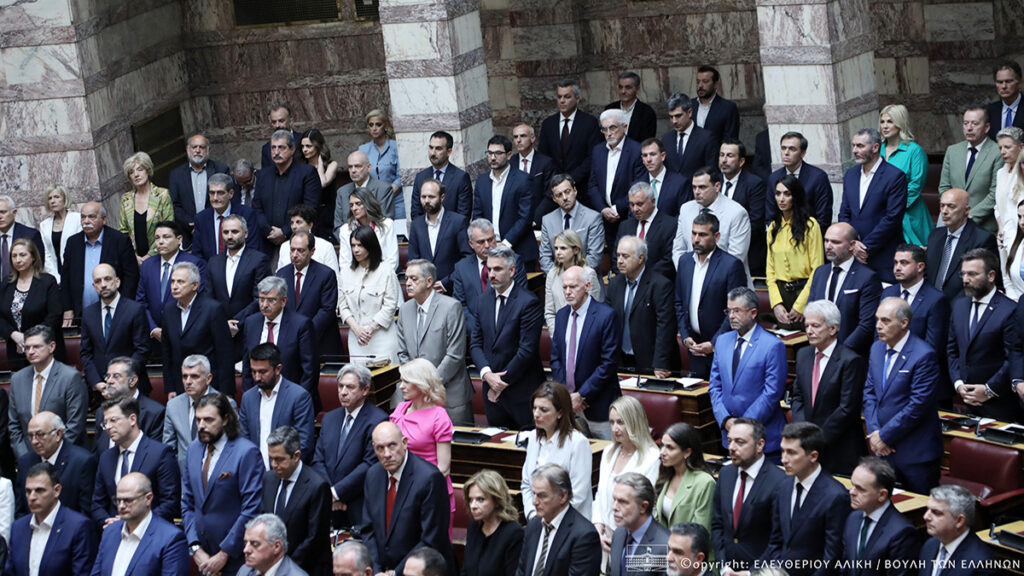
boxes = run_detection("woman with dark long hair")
[337,225,401,365]
[765,174,823,329]
[654,422,715,531]
[300,128,340,243]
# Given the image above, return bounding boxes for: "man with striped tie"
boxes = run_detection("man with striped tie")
[515,464,601,576]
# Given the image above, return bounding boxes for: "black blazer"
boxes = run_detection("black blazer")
[451,254,528,337]
[411,164,474,219]
[537,110,603,190]
[925,221,999,301]
[807,261,882,357]
[711,461,787,570]
[92,394,165,452]
[0,273,65,369]
[515,505,601,576]
[80,297,151,391]
[161,295,235,396]
[278,259,341,357]
[4,223,45,266]
[252,161,320,235]
[661,125,718,179]
[511,151,556,224]
[729,170,767,275]
[638,170,690,218]
[15,440,97,516]
[763,472,849,576]
[408,211,472,293]
[167,159,234,241]
[692,96,740,144]
[790,343,866,476]
[841,505,920,576]
[616,211,678,281]
[987,99,1024,141]
[463,520,524,576]
[91,434,180,525]
[606,269,677,372]
[61,227,139,317]
[605,99,658,144]
[917,533,998,576]
[261,465,333,576]
[206,248,270,323]
[241,310,318,398]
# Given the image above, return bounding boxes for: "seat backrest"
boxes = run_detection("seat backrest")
[149,374,167,405]
[622,388,682,440]
[540,329,552,368]
[947,436,1024,497]
[320,372,341,414]
[471,378,487,426]
[65,336,82,370]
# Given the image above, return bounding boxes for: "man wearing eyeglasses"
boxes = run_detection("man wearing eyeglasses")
[92,357,165,452]
[14,411,96,516]
[91,395,180,529]
[473,135,538,267]
[587,109,645,244]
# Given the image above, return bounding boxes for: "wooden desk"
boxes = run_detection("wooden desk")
[369,364,401,409]
[977,520,1024,575]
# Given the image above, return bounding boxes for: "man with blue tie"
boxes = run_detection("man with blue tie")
[138,221,206,343]
[636,137,689,217]
[918,485,998,576]
[410,131,474,219]
[841,457,921,576]
[987,61,1024,140]
[473,135,537,266]
[80,263,151,395]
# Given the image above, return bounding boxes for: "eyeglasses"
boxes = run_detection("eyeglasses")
[599,125,622,133]
[101,415,125,430]
[27,429,57,440]
[115,493,147,506]
[724,307,753,317]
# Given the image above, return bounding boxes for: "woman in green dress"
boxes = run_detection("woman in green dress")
[880,104,931,245]
[654,422,716,532]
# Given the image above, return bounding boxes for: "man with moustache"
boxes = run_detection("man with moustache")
[61,201,138,323]
[665,523,714,576]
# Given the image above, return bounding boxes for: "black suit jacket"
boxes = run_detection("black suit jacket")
[92,395,165,452]
[606,99,658,144]
[616,212,678,281]
[841,505,920,576]
[515,506,602,576]
[537,110,603,190]
[661,125,718,179]
[728,170,767,276]
[609,517,669,576]
[411,164,473,219]
[917,533,998,576]
[261,131,304,170]
[711,460,787,570]
[61,227,139,317]
[278,259,341,357]
[0,273,65,369]
[606,269,677,372]
[692,96,740,144]
[408,211,472,293]
[511,151,556,224]
[987,99,1024,141]
[253,161,320,236]
[167,159,235,244]
[638,170,690,218]
[206,247,270,361]
[4,223,45,265]
[161,295,235,396]
[80,297,151,391]
[763,472,848,576]
[807,261,882,357]
[925,221,999,301]
[241,310,317,397]
[790,343,866,476]
[15,441,96,516]
[91,434,180,525]
[311,403,388,528]
[261,465,333,576]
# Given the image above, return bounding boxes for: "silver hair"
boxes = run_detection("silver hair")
[258,276,287,298]
[234,158,254,176]
[613,471,656,511]
[0,195,15,211]
[929,484,975,527]
[514,123,535,137]
[338,363,372,389]
[208,173,234,191]
[855,128,882,147]
[173,262,200,285]
[727,287,759,311]
[555,79,580,98]
[997,126,1024,144]
[266,426,301,454]
[223,213,248,235]
[407,259,437,283]
[41,412,66,433]
[182,354,211,375]
[467,218,494,241]
[599,108,627,126]
[531,463,572,501]
[803,300,841,328]
[271,130,295,148]
[628,181,655,202]
[487,244,516,268]
[333,540,373,569]
[617,235,648,260]
[245,513,289,553]
[666,92,693,112]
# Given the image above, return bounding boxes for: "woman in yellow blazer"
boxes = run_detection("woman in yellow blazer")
[118,151,173,265]
[765,174,823,330]
[654,422,716,532]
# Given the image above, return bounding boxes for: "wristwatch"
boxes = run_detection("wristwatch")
[190,544,201,556]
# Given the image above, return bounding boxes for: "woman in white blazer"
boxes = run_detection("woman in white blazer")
[38,185,82,284]
[338,224,401,365]
[336,188,398,271]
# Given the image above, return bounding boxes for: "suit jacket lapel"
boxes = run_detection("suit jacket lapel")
[814,353,841,414]
[419,301,440,347]
[125,524,158,576]
[968,298,998,346]
[734,327,758,381]
[387,467,415,543]
[495,289,515,338]
[698,252,719,305]
[881,345,911,400]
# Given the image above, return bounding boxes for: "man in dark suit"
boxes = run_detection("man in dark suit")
[80,263,151,394]
[918,485,998,576]
[362,422,454,575]
[206,214,271,361]
[407,179,472,293]
[15,411,96,516]
[242,277,317,398]
[790,300,865,476]
[636,137,689,218]
[192,172,266,260]
[469,245,545,429]
[711,418,787,573]
[537,79,603,192]
[183,393,265,576]
[808,222,882,357]
[947,248,1022,422]
[137,220,207,341]
[411,131,474,219]
[719,138,767,276]
[239,343,316,467]
[0,195,44,281]
[6,463,96,576]
[91,396,180,527]
[235,158,257,206]
[335,151,396,222]
[766,131,834,232]
[608,236,677,376]
[838,128,908,283]
[61,201,139,322]
[163,354,239,473]
[451,219,527,336]
[473,135,538,265]
[864,297,943,494]
[926,188,999,301]
[168,133,234,246]
[588,109,645,244]
[92,356,165,450]
[762,422,848,576]
[608,473,669,576]
[842,457,921,576]
[675,213,748,378]
[278,231,340,362]
[666,523,715,576]
[161,262,235,396]
[692,65,740,145]
[515,463,601,576]
[605,71,658,144]
[661,92,717,181]
[261,426,332,575]
[550,266,621,439]
[511,123,557,224]
[312,364,388,529]
[253,129,320,249]
[616,181,678,281]
[987,61,1024,140]
[260,104,303,169]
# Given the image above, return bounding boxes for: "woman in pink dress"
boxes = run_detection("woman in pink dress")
[390,358,455,532]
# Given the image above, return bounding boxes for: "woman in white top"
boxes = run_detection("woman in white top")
[592,396,660,553]
[521,381,593,520]
[336,188,398,271]
[37,185,82,284]
[543,229,603,334]
[274,204,340,275]
[0,475,12,546]
[338,225,401,365]
[995,127,1024,274]
[1003,198,1024,300]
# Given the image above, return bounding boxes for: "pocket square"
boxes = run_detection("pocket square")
[899,369,910,374]
[843,289,859,294]
[218,472,232,480]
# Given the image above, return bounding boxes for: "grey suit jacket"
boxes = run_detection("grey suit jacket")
[395,293,473,421]
[162,391,238,472]
[938,139,1003,232]
[237,555,310,576]
[9,360,87,458]
[609,519,671,576]
[334,177,396,229]
[539,203,605,273]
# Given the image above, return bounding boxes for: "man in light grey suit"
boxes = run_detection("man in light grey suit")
[161,354,237,472]
[334,150,396,227]
[939,105,1004,233]
[239,513,310,576]
[539,173,605,273]
[396,259,473,425]
[9,324,88,458]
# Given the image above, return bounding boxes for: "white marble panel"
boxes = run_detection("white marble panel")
[0,0,73,31]
[460,118,495,166]
[835,52,875,103]
[762,65,835,106]
[380,0,426,6]
[382,22,440,62]
[390,77,459,115]
[78,3,182,79]
[488,75,519,111]
[85,55,188,128]
[756,4,830,48]
[453,64,489,109]
[450,11,482,57]
[0,97,89,139]
[2,44,81,85]
[582,71,612,105]
[923,3,994,42]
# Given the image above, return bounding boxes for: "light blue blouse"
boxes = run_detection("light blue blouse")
[359,140,401,188]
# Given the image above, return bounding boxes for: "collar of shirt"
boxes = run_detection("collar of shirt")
[31,502,60,531]
[215,205,233,218]
[571,294,593,321]
[293,262,308,276]
[628,514,654,544]
[419,290,435,315]
[345,402,364,422]
[818,338,838,360]
[889,330,911,355]
[834,256,854,274]
[700,94,717,108]
[103,292,122,313]
[708,193,731,213]
[228,245,245,262]
[263,556,287,576]
[647,207,660,222]
[561,109,578,123]
[287,460,303,483]
[265,310,284,327]
[561,202,580,218]
[34,358,55,382]
[692,247,717,268]
[86,228,105,247]
[865,500,890,524]
[209,432,228,457]
[177,293,197,313]
[546,503,571,531]
[902,277,925,301]
[861,156,881,178]
[649,167,667,183]
[161,250,180,266]
[621,100,637,114]
[724,173,740,190]
[45,441,63,465]
[261,378,282,400]
[490,167,509,186]
[426,207,445,228]
[945,221,967,237]
[627,267,645,286]
[740,454,766,479]
[121,430,144,454]
[434,163,449,178]
[390,454,409,484]
[1005,93,1022,113]
[787,163,803,178]
[521,150,535,164]
[121,510,153,542]
[942,529,970,559]
[677,126,690,139]
[974,286,996,308]
[606,141,622,153]
[968,138,987,153]
[797,463,824,494]
[736,324,756,343]
[190,163,208,174]
[496,281,515,300]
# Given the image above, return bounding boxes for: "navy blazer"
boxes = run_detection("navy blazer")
[192,204,266,261]
[206,247,269,323]
[762,472,849,576]
[838,161,907,282]
[239,377,315,462]
[260,464,333,575]
[638,170,690,217]
[167,159,234,227]
[511,150,557,224]
[515,505,601,576]
[537,110,604,190]
[767,163,835,232]
[987,98,1024,141]
[808,261,881,357]
[137,252,207,332]
[606,270,677,372]
[161,295,235,396]
[925,221,999,301]
[253,161,321,235]
[91,434,181,525]
[362,452,454,574]
[675,250,747,342]
[881,283,951,395]
[241,310,318,398]
[90,514,189,576]
[549,299,622,422]
[15,441,97,517]
[61,227,139,316]
[407,211,472,293]
[711,461,787,570]
[729,171,768,275]
[311,402,388,527]
[616,211,678,281]
[587,139,646,219]
[661,125,718,179]
[692,96,740,144]
[80,297,151,390]
[841,505,920,576]
[92,395,166,453]
[606,99,658,144]
[278,259,341,357]
[411,164,474,219]
[451,254,527,336]
[473,168,538,262]
[917,533,998,576]
[6,504,96,576]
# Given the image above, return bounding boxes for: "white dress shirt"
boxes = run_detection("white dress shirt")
[562,295,592,360]
[932,529,969,576]
[225,246,245,298]
[826,257,854,300]
[648,167,667,203]
[29,502,61,576]
[731,454,766,508]
[673,194,752,281]
[859,157,881,209]
[899,277,925,306]
[604,143,623,206]
[884,331,910,381]
[490,169,510,240]
[204,433,228,486]
[112,511,153,576]
[115,432,144,484]
[696,95,715,128]
[260,311,284,344]
[814,339,837,381]
[531,504,570,574]
[259,378,283,467]
[519,149,536,173]
[965,138,988,174]
[561,109,578,136]
[791,464,823,514]
[177,294,196,330]
[426,208,445,255]
[273,460,303,510]
[689,250,715,334]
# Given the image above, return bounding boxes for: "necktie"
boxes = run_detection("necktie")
[120,449,130,480]
[857,516,873,559]
[793,482,804,515]
[1007,107,1014,129]
[202,443,215,491]
[267,321,276,344]
[677,132,684,157]
[638,220,647,239]
[337,414,353,459]
[650,178,659,201]
[534,522,554,576]
[560,118,570,156]
[523,158,530,172]
[881,349,896,391]
[619,534,634,576]
[434,169,442,181]
[827,266,842,302]
[811,351,823,406]
[103,305,113,343]
[733,470,746,530]
[217,215,225,254]
[732,336,745,375]
[563,213,571,231]
[902,289,910,302]
[190,404,197,440]
[496,295,506,325]
[970,301,982,336]
[936,233,955,287]
[417,307,426,340]
[386,476,397,533]
[724,181,733,199]
[566,311,578,392]
[480,264,488,292]
[965,146,978,181]
[0,234,8,279]
[937,546,948,575]
[160,262,170,302]
[295,271,302,303]
[275,479,291,515]
[33,374,43,414]
[623,279,637,354]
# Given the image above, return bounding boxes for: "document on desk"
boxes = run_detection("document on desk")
[767,327,801,336]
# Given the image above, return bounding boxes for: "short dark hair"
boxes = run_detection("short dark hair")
[405,547,447,576]
[250,342,282,367]
[780,131,809,151]
[618,71,641,86]
[547,173,575,192]
[895,243,926,264]
[857,456,897,497]
[286,204,318,227]
[692,166,721,185]
[962,247,999,275]
[995,61,1022,81]
[720,137,746,158]
[26,462,60,486]
[487,134,513,154]
[696,65,720,83]
[195,393,242,440]
[154,220,183,238]
[962,103,989,124]
[782,421,825,457]
[291,230,315,251]
[640,137,663,153]
[670,522,711,559]
[24,324,55,345]
[730,417,766,444]
[430,131,454,150]
[692,212,720,234]
[102,395,140,420]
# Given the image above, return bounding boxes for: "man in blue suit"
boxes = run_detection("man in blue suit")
[838,128,908,283]
[842,457,921,576]
[451,219,527,335]
[138,220,206,342]
[808,222,882,357]
[550,266,621,439]
[719,138,767,276]
[588,109,645,243]
[661,92,718,181]
[469,245,546,429]
[80,263,151,394]
[239,343,316,467]
[278,231,341,364]
[91,472,189,576]
[918,485,998,576]
[947,248,1022,422]
[407,178,472,293]
[61,202,139,322]
[362,422,454,575]
[536,80,603,192]
[15,411,96,516]
[676,213,748,378]
[864,297,943,493]
[410,131,474,219]
[168,133,235,248]
[636,137,689,217]
[183,393,264,576]
[767,131,834,233]
[242,276,317,398]
[709,287,787,454]
[192,172,266,260]
[252,130,320,249]
[692,65,740,145]
[762,422,848,576]
[7,462,96,576]
[473,135,538,265]
[312,364,388,529]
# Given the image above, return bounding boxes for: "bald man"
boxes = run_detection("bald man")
[334,150,396,228]
[79,263,151,393]
[926,188,999,301]
[61,201,139,322]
